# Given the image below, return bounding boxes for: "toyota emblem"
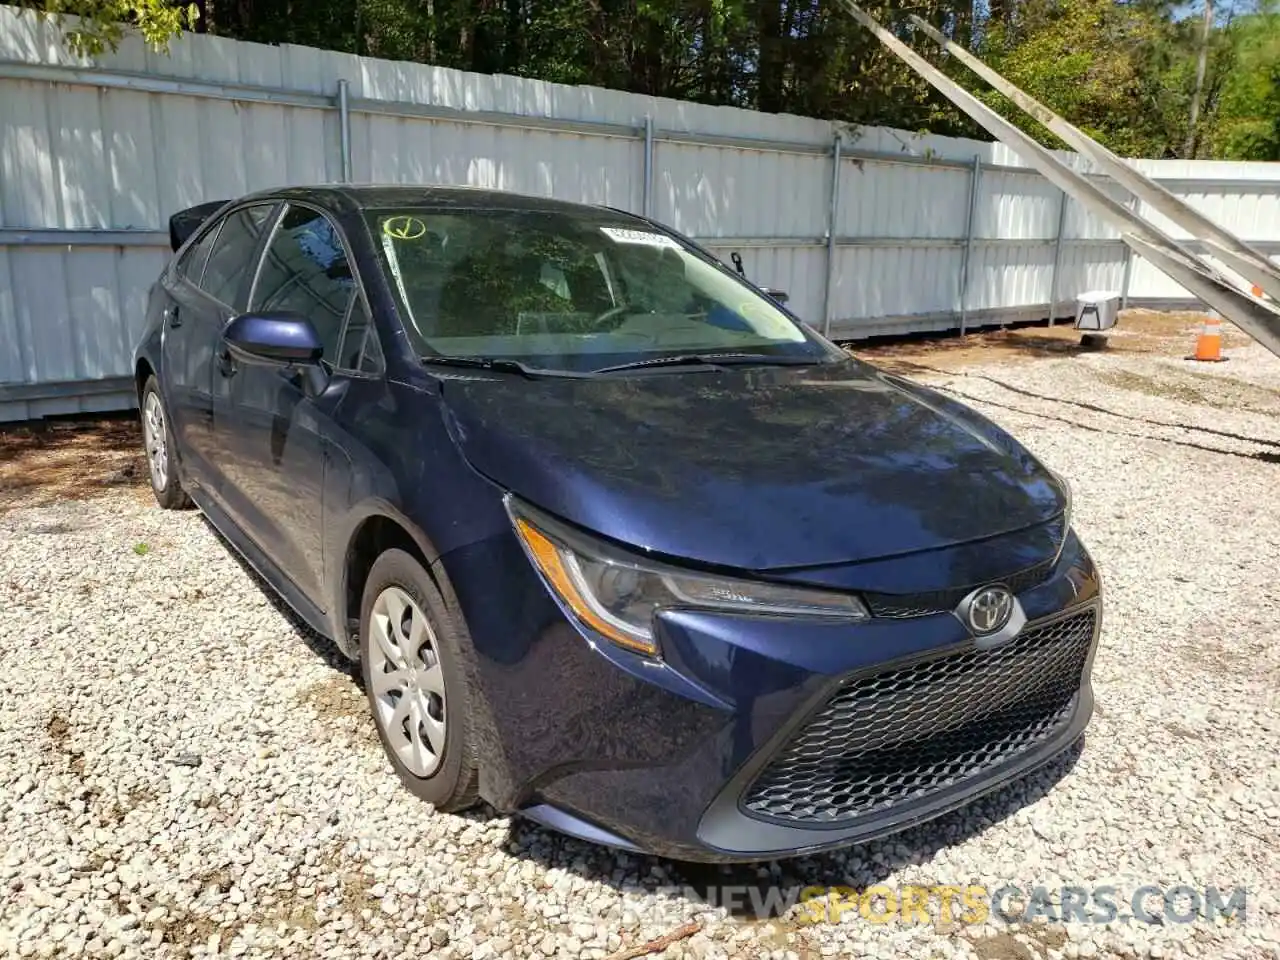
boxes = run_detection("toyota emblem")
[965,586,1015,635]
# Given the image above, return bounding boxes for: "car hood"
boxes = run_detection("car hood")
[438,357,1067,571]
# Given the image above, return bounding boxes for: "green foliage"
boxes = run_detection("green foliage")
[1205,9,1280,159]
[961,0,1279,159]
[21,0,1278,160]
[18,0,198,55]
[971,0,1189,157]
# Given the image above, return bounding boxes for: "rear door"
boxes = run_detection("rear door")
[160,202,278,501]
[213,202,373,605]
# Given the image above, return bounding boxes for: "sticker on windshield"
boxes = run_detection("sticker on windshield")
[383,216,427,240]
[600,226,680,250]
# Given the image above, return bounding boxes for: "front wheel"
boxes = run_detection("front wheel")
[139,375,192,510]
[360,548,481,812]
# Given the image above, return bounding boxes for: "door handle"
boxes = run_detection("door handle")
[217,346,237,378]
[165,304,182,328]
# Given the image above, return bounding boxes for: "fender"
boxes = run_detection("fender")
[323,498,438,656]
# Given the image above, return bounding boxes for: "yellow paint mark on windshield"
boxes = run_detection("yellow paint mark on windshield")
[382,216,427,241]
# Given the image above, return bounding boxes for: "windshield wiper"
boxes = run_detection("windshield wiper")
[419,355,589,379]
[591,352,822,375]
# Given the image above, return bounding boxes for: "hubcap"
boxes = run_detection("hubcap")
[143,391,169,490]
[368,586,447,777]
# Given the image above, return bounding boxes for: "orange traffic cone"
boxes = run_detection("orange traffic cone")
[1187,313,1227,362]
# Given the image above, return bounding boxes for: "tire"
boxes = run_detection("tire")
[140,375,193,510]
[360,548,481,812]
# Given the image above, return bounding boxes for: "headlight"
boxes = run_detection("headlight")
[507,497,868,657]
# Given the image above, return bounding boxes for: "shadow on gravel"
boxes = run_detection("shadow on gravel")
[200,514,1086,919]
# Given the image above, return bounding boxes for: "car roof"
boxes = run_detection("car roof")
[236,183,633,219]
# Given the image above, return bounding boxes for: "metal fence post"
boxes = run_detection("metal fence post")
[958,154,982,335]
[1119,193,1139,308]
[642,115,655,218]
[1047,189,1069,322]
[821,132,843,338]
[338,78,352,183]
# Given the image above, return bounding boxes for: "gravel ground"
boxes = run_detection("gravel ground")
[2,329,1279,960]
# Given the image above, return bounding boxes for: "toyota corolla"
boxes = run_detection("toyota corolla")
[133,185,1102,862]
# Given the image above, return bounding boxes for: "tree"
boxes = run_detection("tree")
[17,0,1279,161]
[1205,6,1280,159]
[964,0,1193,157]
[16,0,198,55]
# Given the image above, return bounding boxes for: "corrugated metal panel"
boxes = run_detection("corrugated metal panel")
[2,3,1279,422]
[655,143,827,238]
[1125,177,1280,302]
[832,245,965,329]
[839,159,970,239]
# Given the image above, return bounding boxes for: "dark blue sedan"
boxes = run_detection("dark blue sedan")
[134,185,1102,862]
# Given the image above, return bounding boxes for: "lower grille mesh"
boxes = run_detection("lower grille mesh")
[742,609,1095,825]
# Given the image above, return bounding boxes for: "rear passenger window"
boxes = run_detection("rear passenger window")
[252,205,355,365]
[176,222,221,285]
[201,204,274,308]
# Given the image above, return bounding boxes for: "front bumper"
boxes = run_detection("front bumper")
[439,527,1102,863]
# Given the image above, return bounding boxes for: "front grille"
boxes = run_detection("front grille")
[742,609,1095,825]
[863,558,1055,619]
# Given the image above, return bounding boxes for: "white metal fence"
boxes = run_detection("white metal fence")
[1,4,1278,421]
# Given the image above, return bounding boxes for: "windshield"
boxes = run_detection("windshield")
[365,207,837,373]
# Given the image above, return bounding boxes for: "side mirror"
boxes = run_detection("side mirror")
[762,287,789,305]
[223,312,323,365]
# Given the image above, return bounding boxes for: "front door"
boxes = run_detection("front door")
[213,203,372,608]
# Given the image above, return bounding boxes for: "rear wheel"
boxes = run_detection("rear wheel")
[360,548,481,812]
[140,375,192,510]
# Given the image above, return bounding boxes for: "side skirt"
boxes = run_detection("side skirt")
[191,489,336,643]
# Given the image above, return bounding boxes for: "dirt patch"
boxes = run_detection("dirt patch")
[337,870,372,919]
[123,854,346,952]
[1092,368,1212,406]
[1089,365,1280,418]
[1179,365,1280,397]
[969,931,1034,960]
[309,845,374,922]
[0,414,146,513]
[1167,721,1207,743]
[1028,924,1067,952]
[298,676,375,747]
[157,907,233,952]
[299,676,365,722]
[851,310,1250,377]
[1181,639,1255,678]
[968,923,1067,959]
[46,712,71,749]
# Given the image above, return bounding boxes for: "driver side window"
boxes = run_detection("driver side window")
[252,204,356,367]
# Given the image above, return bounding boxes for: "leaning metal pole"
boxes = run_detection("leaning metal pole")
[836,0,1280,359]
[907,14,1280,303]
